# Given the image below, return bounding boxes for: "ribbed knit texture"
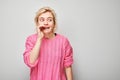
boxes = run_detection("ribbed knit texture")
[23,33,73,80]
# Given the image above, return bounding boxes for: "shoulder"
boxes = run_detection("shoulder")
[56,33,67,39]
[26,33,37,42]
[56,33,70,43]
[27,33,37,39]
[57,34,73,49]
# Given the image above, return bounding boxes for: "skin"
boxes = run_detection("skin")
[29,11,73,80]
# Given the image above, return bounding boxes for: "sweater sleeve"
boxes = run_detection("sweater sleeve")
[23,36,39,68]
[64,38,73,68]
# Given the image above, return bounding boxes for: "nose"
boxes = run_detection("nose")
[44,20,48,25]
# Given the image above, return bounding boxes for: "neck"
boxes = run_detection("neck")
[44,32,55,39]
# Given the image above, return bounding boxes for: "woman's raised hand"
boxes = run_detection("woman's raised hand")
[36,25,44,40]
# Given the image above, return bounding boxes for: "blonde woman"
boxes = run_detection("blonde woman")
[23,7,73,80]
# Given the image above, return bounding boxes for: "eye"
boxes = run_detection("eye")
[47,18,53,22]
[39,18,44,22]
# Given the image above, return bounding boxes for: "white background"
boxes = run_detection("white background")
[0,0,120,80]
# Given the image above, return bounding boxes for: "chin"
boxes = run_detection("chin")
[43,29,53,34]
[43,31,52,34]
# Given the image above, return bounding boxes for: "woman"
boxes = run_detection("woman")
[23,7,73,80]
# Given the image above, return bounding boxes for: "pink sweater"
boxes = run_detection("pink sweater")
[23,33,73,80]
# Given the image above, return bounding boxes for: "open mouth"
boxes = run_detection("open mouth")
[39,27,50,31]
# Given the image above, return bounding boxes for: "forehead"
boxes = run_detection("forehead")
[39,12,53,18]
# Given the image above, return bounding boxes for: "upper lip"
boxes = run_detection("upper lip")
[42,27,49,29]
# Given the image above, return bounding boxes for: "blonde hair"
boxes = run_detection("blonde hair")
[34,7,57,31]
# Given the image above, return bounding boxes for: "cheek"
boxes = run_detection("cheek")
[38,22,43,26]
[49,22,54,27]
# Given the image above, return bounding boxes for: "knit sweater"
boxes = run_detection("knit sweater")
[23,33,73,80]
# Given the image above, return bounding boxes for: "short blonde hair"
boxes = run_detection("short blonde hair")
[34,7,57,31]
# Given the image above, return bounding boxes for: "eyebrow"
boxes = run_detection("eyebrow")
[39,17,53,19]
[47,17,53,18]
